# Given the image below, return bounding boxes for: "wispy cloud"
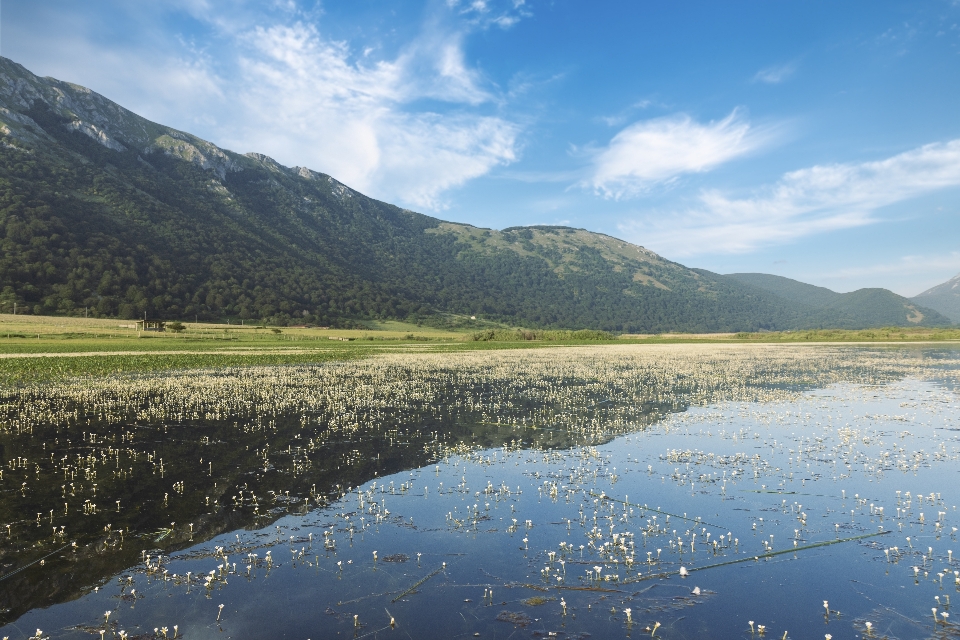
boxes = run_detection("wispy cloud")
[222,19,520,209]
[596,99,655,127]
[584,109,777,198]
[447,0,532,29]
[752,61,797,84]
[619,139,960,257]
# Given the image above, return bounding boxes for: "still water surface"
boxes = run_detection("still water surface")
[1,345,959,639]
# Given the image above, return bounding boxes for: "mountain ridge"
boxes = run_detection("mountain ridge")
[0,56,952,331]
[725,273,947,328]
[912,273,960,322]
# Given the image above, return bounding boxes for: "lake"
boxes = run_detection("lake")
[1,344,958,639]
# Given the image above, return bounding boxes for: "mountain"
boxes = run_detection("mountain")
[726,273,952,328]
[722,273,841,308]
[912,273,960,322]
[0,56,949,332]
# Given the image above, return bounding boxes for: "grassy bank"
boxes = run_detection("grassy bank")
[621,327,960,343]
[1,313,958,387]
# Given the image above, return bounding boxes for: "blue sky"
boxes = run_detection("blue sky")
[3,0,960,295]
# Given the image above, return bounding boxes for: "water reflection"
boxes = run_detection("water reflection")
[1,344,958,639]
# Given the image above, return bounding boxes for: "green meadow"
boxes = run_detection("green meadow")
[1,312,958,386]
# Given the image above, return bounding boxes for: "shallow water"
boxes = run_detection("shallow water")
[2,345,959,639]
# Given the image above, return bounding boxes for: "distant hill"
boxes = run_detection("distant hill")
[722,273,841,308]
[912,273,960,322]
[726,273,952,328]
[0,56,949,332]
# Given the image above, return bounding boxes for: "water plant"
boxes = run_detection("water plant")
[0,343,959,639]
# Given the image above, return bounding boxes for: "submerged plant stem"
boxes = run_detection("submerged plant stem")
[391,566,445,603]
[622,530,892,583]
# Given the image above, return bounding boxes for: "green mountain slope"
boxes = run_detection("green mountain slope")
[726,273,951,328]
[723,273,841,308]
[912,274,960,322]
[0,57,947,332]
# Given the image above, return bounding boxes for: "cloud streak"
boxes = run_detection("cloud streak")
[585,110,776,198]
[619,139,960,257]
[447,0,533,29]
[752,62,797,84]
[825,252,960,280]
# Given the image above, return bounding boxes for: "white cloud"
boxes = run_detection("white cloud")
[752,62,797,84]
[222,21,519,209]
[585,110,776,198]
[372,113,519,209]
[447,0,532,29]
[619,139,960,257]
[397,29,493,105]
[221,6,525,209]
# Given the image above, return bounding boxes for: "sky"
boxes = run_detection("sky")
[3,0,960,296]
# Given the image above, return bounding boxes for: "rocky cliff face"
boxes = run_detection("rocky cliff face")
[0,57,294,183]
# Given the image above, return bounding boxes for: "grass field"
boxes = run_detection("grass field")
[0,314,469,385]
[0,313,958,387]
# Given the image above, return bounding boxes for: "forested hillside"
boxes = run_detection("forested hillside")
[0,57,950,331]
[726,273,950,328]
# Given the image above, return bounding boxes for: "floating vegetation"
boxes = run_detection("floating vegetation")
[0,344,958,638]
[523,596,557,606]
[496,610,534,626]
[381,553,408,563]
